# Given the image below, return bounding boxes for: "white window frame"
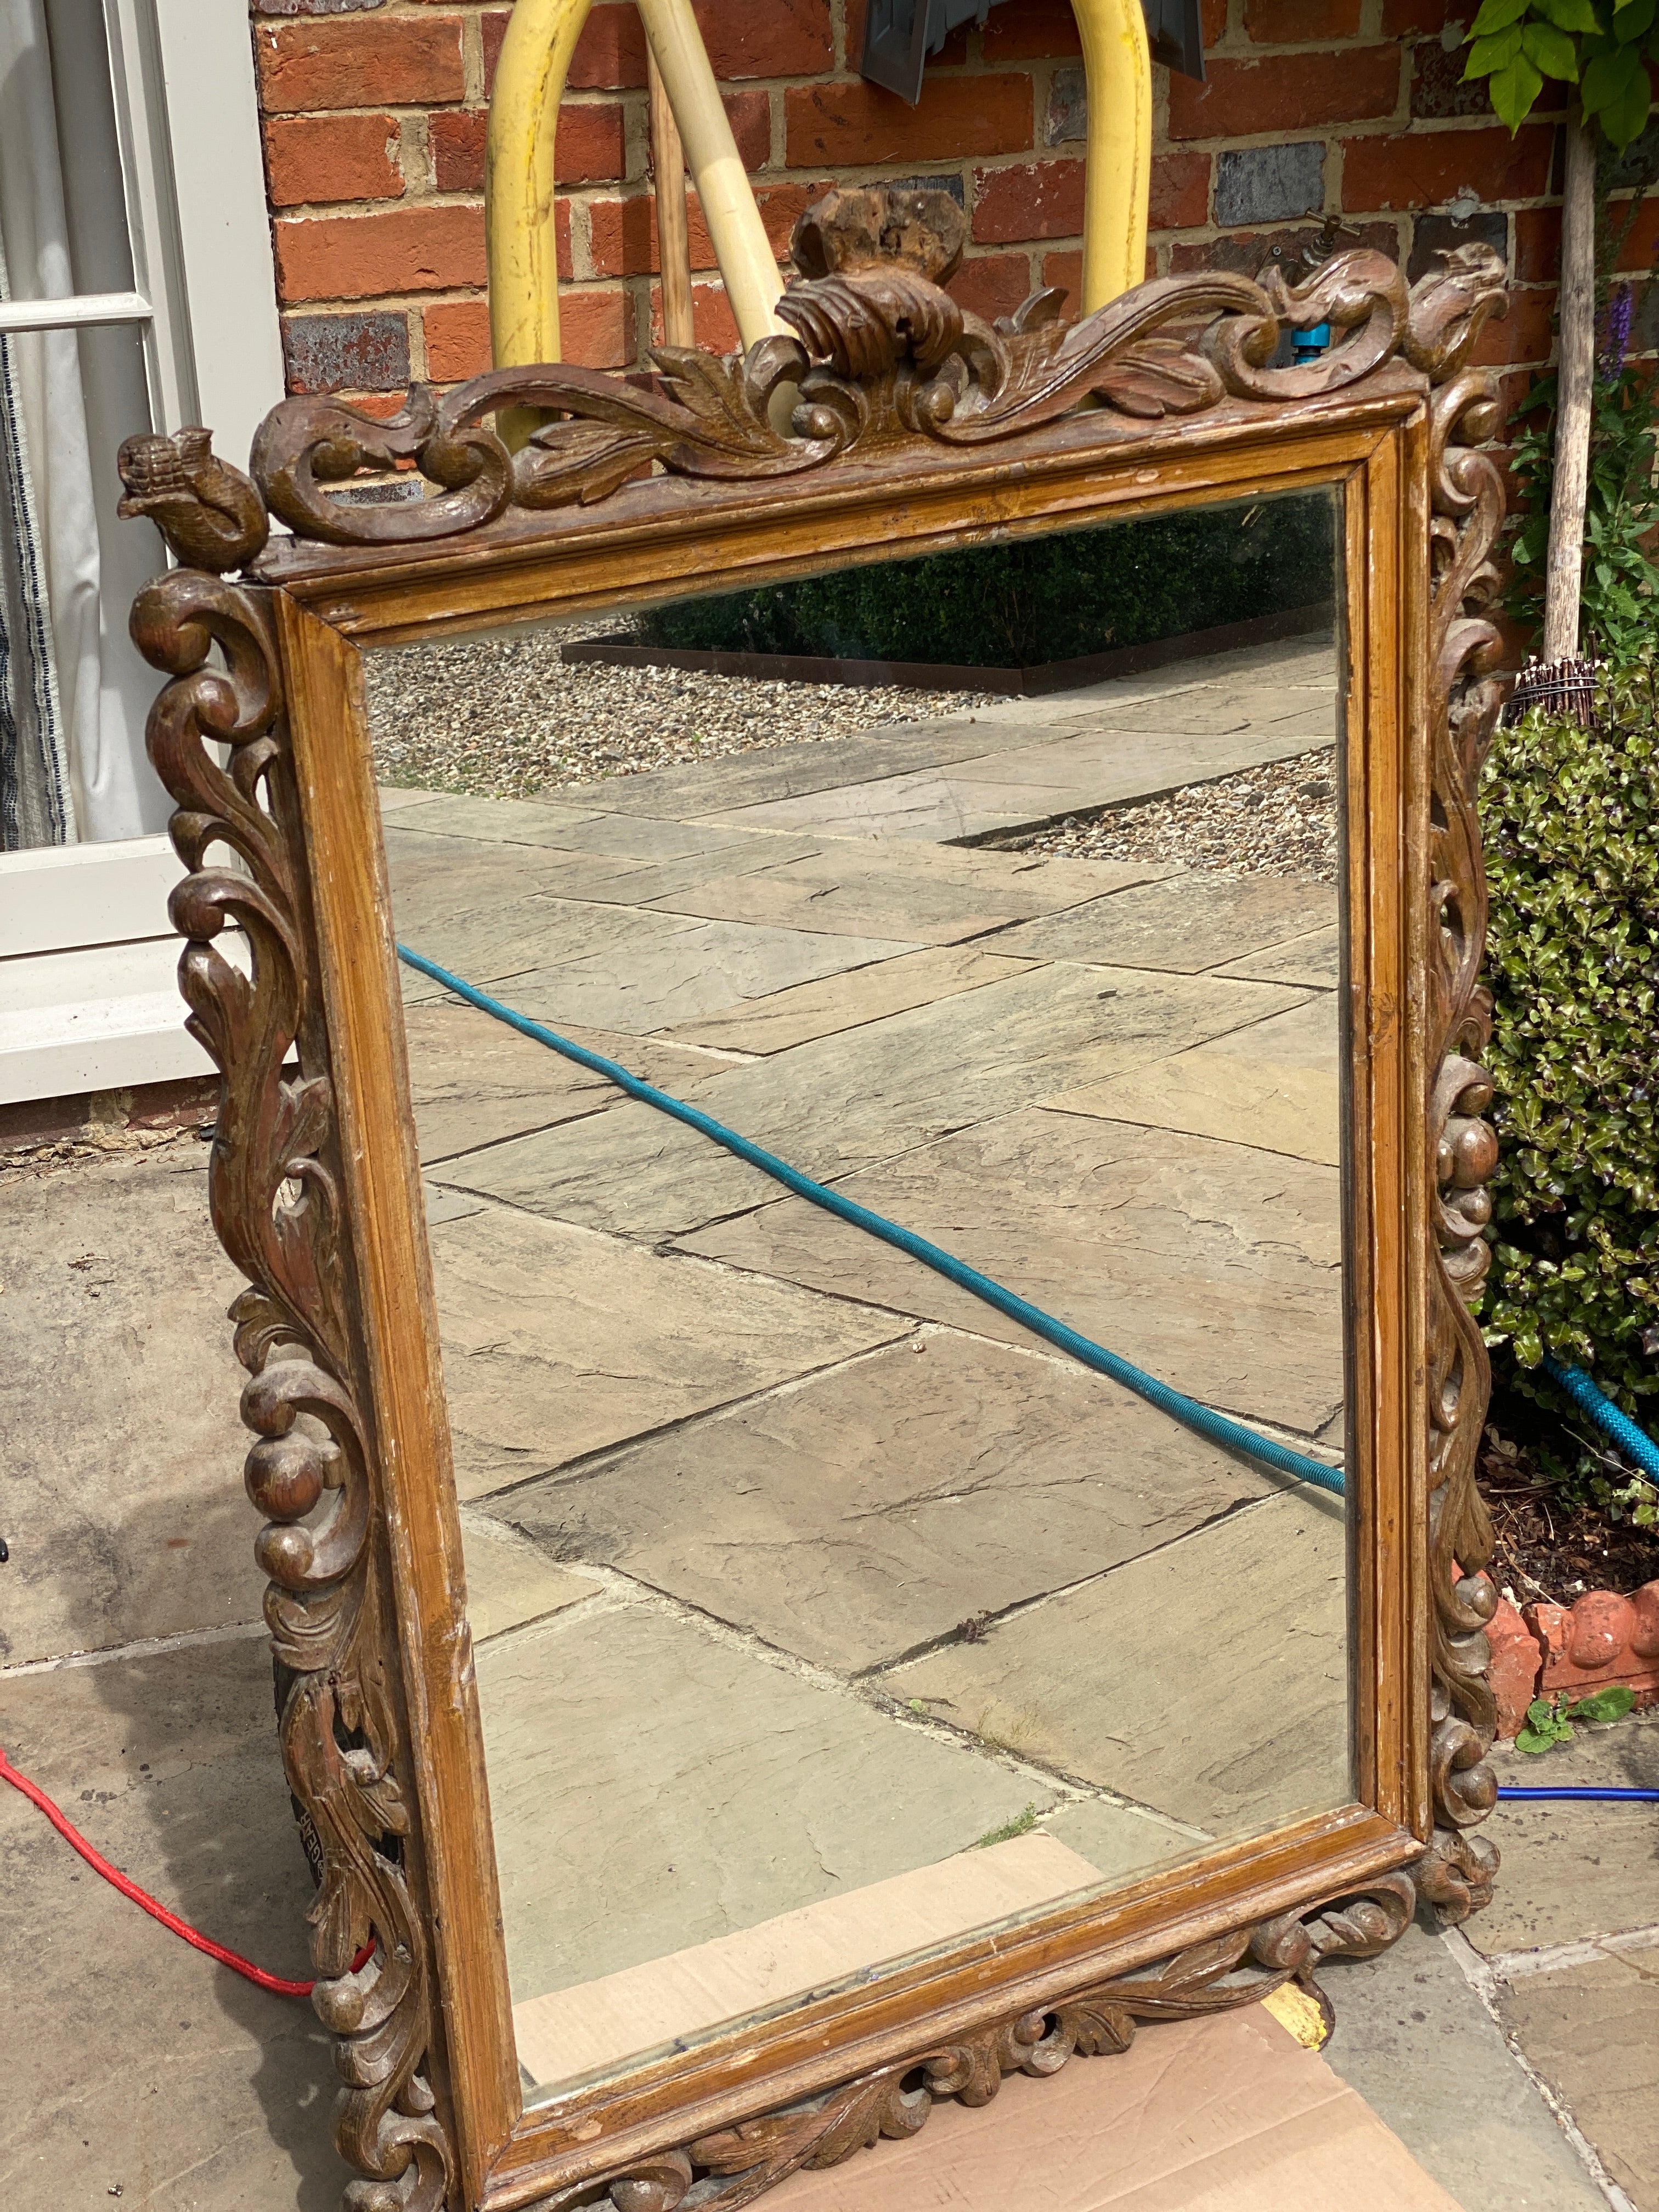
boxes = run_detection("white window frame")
[0,0,283,1108]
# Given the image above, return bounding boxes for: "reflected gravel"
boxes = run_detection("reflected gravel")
[366,627,998,803]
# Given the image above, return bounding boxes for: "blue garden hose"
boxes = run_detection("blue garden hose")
[1494,1363,1659,1803]
[1499,1787,1658,1801]
[1543,1354,1659,1480]
[397,944,1346,1498]
[400,947,1659,1809]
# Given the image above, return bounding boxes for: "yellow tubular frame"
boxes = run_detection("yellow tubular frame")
[487,0,784,369]
[1073,0,1152,312]
[487,0,1150,368]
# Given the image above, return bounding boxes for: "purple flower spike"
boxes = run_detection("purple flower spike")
[1602,283,1633,381]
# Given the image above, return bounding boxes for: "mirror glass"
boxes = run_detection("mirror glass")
[363,490,1351,2104]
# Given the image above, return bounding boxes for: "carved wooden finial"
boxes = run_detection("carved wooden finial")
[118,426,270,573]
[789,186,967,285]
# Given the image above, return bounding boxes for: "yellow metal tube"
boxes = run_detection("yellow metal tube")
[1071,0,1152,312]
[488,0,783,368]
[635,0,785,345]
[486,0,595,368]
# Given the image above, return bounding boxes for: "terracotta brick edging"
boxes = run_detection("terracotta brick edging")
[1486,1583,1659,1737]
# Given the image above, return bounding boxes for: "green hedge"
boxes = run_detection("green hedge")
[644,492,1335,669]
[1482,667,1659,1455]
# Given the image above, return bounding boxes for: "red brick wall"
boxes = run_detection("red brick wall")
[253,0,1569,429]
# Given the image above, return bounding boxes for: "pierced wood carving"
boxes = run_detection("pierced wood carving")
[1411,268,1512,1928]
[123,188,1510,2212]
[244,187,1496,553]
[533,1876,1417,2211]
[127,559,456,2212]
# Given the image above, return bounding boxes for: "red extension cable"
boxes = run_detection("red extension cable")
[1,1741,363,1999]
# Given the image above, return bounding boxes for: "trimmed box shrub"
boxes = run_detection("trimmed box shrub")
[1482,666,1659,1464]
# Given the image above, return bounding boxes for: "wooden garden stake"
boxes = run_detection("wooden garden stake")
[648,47,696,349]
[1545,104,1598,663]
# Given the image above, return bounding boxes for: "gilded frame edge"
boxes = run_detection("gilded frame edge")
[122,206,1508,2212]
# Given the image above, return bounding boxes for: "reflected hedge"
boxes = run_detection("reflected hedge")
[642,493,1335,670]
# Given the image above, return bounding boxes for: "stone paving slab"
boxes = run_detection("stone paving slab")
[387,823,821,918]
[380,790,608,842]
[1320,1922,1610,2212]
[704,720,1339,843]
[458,1510,596,1642]
[554,716,1072,821]
[383,825,600,936]
[504,1329,1274,1675]
[1463,1712,1659,1956]
[1047,994,1341,1170]
[1216,923,1342,989]
[1497,1952,1659,2207]
[0,1146,258,1668]
[2,1639,343,2210]
[663,945,1037,1057]
[1037,1797,1201,1879]
[403,998,732,1165]
[441,964,1308,1242]
[642,847,1164,946]
[1081,682,1337,738]
[474,1598,1051,2008]
[504,916,921,1036]
[708,770,1108,844]
[883,1488,1348,1838]
[429,1205,906,1497]
[994,873,1338,975]
[395,894,701,1005]
[674,1106,1344,1437]
[379,781,452,813]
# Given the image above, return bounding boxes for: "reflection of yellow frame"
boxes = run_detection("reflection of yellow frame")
[486,0,1152,366]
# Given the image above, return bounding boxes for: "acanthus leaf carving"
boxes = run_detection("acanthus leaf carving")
[130,556,457,2212]
[1412,242,1509,1922]
[244,191,1506,557]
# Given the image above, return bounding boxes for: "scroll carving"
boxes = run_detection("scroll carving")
[246,186,1470,555]
[1409,241,1510,1926]
[535,1876,1417,2211]
[127,534,458,2211]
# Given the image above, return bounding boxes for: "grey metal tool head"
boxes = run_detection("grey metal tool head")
[859,0,1204,108]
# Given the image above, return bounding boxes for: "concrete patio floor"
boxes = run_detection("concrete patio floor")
[3,631,1653,2208]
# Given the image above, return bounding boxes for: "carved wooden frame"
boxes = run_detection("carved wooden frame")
[122,189,1507,2212]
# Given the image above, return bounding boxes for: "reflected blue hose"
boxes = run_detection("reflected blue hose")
[397,944,1346,1497]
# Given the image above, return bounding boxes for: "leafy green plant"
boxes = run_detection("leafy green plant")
[1515,1684,1638,1752]
[971,1803,1040,1849]
[1504,328,1659,661]
[1613,1472,1659,1522]
[1481,669,1659,1472]
[1464,0,1659,146]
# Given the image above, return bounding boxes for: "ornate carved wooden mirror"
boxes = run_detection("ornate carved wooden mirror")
[122,189,1508,2212]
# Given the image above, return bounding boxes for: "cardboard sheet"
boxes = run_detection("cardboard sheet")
[764,2003,1462,2210]
[514,1830,1105,2090]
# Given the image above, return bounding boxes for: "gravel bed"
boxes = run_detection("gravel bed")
[1003,747,1340,882]
[366,627,998,801]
